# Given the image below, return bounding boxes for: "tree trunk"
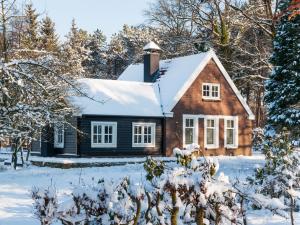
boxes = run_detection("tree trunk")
[20,147,24,166]
[133,198,141,225]
[290,195,295,225]
[156,192,163,217]
[171,188,179,225]
[26,147,31,161]
[240,196,247,225]
[145,191,151,223]
[196,206,205,225]
[215,204,221,225]
[1,0,8,63]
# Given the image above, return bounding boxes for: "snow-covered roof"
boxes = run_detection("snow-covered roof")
[143,41,161,51]
[70,50,254,119]
[119,50,255,120]
[70,79,163,117]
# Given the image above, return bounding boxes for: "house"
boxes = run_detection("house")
[31,42,255,157]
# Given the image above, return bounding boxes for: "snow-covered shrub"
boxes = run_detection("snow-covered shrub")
[31,186,58,225]
[143,148,242,225]
[250,130,300,225]
[31,148,246,225]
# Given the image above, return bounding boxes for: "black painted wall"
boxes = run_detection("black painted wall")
[78,115,164,156]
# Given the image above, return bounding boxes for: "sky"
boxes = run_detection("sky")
[23,0,154,40]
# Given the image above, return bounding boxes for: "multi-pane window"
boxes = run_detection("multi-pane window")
[202,85,210,97]
[184,118,195,145]
[132,123,155,147]
[54,124,64,148]
[202,83,220,100]
[205,118,219,148]
[225,118,238,148]
[91,122,117,148]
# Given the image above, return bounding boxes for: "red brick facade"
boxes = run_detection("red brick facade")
[164,59,253,156]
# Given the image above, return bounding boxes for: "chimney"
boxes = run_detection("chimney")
[143,41,161,83]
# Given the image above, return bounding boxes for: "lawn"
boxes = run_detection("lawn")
[0,154,298,225]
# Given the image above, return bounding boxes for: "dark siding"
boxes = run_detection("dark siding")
[31,140,41,154]
[31,127,54,156]
[58,117,78,155]
[78,116,163,156]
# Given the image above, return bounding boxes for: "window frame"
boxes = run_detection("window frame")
[182,115,199,148]
[224,117,238,149]
[204,117,219,149]
[202,83,220,100]
[132,122,156,148]
[54,123,64,149]
[91,121,117,148]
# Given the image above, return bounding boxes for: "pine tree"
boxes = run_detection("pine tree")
[60,19,89,76]
[21,4,39,50]
[40,16,59,52]
[265,0,300,130]
[82,29,107,78]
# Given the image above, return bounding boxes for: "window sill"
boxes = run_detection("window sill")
[202,98,221,102]
[205,146,219,150]
[225,146,238,149]
[91,144,117,148]
[54,145,64,149]
[132,144,155,148]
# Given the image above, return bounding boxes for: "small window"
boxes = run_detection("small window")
[202,83,220,100]
[132,123,155,147]
[54,123,64,148]
[204,118,219,149]
[225,117,238,148]
[91,122,117,148]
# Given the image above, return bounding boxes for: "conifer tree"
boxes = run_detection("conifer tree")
[60,19,89,76]
[40,16,59,52]
[21,4,39,50]
[265,0,300,130]
[83,29,107,78]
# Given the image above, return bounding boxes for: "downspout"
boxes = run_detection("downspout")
[157,82,167,156]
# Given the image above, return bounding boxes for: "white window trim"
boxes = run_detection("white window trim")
[224,116,239,149]
[91,121,117,148]
[204,117,219,149]
[202,83,221,100]
[182,115,199,148]
[132,122,156,148]
[54,124,64,149]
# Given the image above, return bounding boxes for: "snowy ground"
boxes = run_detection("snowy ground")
[0,154,299,225]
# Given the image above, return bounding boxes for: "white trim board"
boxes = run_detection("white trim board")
[167,50,255,120]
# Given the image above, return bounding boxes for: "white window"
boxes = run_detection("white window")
[183,116,198,147]
[202,83,220,100]
[204,118,219,149]
[54,123,64,148]
[132,123,156,147]
[224,117,238,148]
[91,122,117,148]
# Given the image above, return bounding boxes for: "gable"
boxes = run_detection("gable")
[165,51,255,120]
[172,59,251,117]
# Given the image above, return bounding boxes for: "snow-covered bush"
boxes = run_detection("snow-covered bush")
[31,148,246,225]
[31,186,58,225]
[142,147,242,225]
[250,130,300,225]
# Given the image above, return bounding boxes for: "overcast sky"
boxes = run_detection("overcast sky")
[24,0,154,40]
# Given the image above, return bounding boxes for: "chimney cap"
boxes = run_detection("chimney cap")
[143,41,161,51]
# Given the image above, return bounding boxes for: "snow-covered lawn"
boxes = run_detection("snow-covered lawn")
[0,154,298,225]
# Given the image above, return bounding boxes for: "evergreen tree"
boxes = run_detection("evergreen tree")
[265,0,300,130]
[21,4,39,49]
[60,19,89,76]
[83,29,108,78]
[40,16,59,52]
